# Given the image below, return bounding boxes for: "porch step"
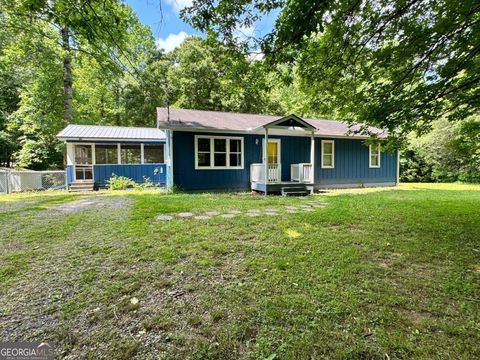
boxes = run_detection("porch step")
[69,181,94,192]
[281,185,310,196]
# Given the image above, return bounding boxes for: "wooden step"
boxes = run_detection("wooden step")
[69,181,94,192]
[281,185,310,196]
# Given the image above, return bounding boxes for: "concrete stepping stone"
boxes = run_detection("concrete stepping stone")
[227,210,242,214]
[157,214,174,221]
[265,212,279,216]
[246,212,260,217]
[265,208,278,212]
[247,209,261,213]
[205,211,220,216]
[301,207,315,212]
[221,213,236,218]
[311,203,327,208]
[177,212,194,218]
[194,215,211,220]
[285,206,297,210]
[286,209,297,214]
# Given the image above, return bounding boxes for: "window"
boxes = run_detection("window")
[321,140,335,168]
[369,144,381,168]
[195,136,244,169]
[120,144,141,164]
[144,144,165,163]
[95,144,118,164]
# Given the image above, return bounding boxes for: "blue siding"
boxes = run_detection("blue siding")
[94,164,166,186]
[66,165,74,185]
[172,131,397,191]
[315,138,397,185]
[66,164,166,186]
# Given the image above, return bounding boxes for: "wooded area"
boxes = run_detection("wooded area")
[0,0,478,181]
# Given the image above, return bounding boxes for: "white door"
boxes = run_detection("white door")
[74,145,93,181]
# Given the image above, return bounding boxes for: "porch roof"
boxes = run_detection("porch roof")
[156,108,388,138]
[57,124,166,142]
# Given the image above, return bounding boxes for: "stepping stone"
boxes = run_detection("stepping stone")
[177,212,194,218]
[265,212,279,216]
[265,208,278,212]
[194,215,211,220]
[247,209,261,213]
[157,214,174,221]
[246,212,260,217]
[285,206,297,210]
[221,213,236,218]
[228,210,242,214]
[311,203,326,208]
[205,211,220,216]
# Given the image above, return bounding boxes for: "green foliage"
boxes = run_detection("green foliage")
[401,117,480,182]
[106,174,138,190]
[183,0,480,136]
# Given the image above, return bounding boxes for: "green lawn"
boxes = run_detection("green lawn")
[0,184,479,359]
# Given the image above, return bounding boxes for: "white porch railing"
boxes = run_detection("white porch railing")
[250,163,281,183]
[290,163,313,183]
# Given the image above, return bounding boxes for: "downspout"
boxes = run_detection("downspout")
[396,149,400,186]
[264,127,268,195]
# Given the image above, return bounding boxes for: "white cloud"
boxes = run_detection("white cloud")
[156,32,189,53]
[165,0,193,12]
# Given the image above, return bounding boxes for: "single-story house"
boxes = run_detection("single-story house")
[57,108,399,193]
[57,125,167,191]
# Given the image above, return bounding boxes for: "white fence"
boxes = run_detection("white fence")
[0,169,66,194]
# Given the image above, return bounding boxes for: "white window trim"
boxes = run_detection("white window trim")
[321,140,335,169]
[194,135,244,170]
[369,144,381,168]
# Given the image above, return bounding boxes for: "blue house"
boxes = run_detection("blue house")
[157,108,399,194]
[58,108,399,193]
[57,125,167,191]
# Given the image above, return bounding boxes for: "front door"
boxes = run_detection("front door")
[74,145,93,181]
[263,139,281,182]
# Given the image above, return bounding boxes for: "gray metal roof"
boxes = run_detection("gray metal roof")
[57,124,165,141]
[157,108,388,138]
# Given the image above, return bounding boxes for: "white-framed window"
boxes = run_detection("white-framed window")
[194,135,244,169]
[369,144,381,168]
[321,140,335,168]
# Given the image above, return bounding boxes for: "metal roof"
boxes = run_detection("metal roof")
[156,108,388,138]
[57,124,165,141]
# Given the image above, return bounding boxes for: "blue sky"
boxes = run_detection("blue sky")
[126,0,278,53]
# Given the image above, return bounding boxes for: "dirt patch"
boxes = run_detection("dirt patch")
[52,196,132,214]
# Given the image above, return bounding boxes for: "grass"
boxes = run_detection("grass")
[0,184,479,359]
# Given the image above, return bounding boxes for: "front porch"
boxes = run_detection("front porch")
[250,163,314,195]
[249,115,316,195]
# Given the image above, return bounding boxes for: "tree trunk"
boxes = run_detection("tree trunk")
[61,27,73,126]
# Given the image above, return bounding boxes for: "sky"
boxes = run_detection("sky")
[126,0,279,53]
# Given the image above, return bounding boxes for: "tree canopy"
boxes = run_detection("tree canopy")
[183,0,480,136]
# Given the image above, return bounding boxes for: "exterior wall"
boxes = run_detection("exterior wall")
[172,131,397,191]
[66,164,166,187]
[65,140,166,187]
[173,132,312,190]
[314,138,397,186]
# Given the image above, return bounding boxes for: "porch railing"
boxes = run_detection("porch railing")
[290,163,313,183]
[250,163,281,183]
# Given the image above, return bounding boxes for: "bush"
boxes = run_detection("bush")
[107,174,138,190]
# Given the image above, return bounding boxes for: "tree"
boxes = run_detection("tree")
[182,0,480,137]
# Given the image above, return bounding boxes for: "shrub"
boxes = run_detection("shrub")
[107,174,138,190]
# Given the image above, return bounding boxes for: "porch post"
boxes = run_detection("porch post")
[264,127,269,195]
[310,131,315,184]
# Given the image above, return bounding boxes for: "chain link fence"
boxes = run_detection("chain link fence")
[0,169,66,194]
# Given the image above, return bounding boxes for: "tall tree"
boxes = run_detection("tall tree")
[182,0,480,137]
